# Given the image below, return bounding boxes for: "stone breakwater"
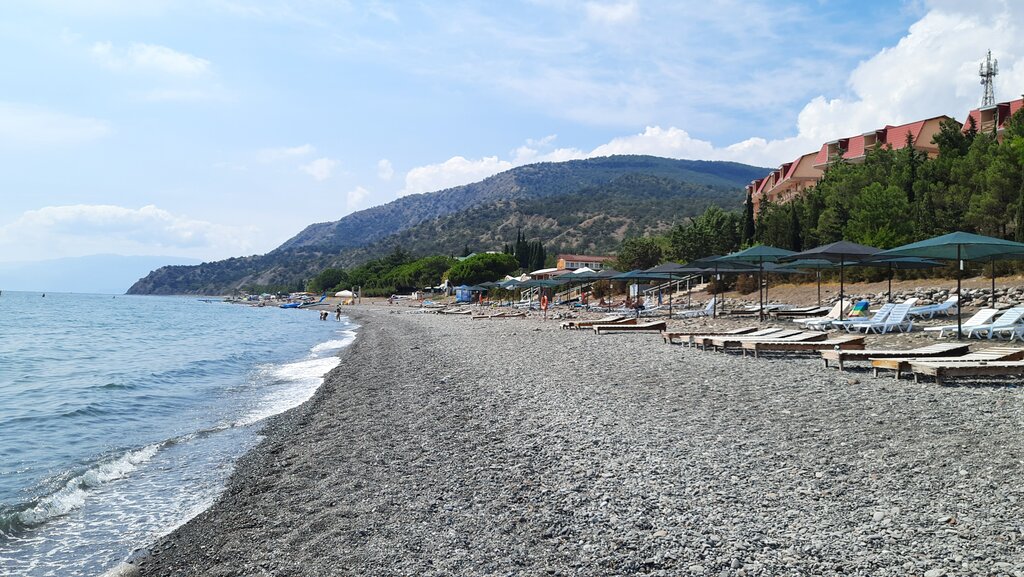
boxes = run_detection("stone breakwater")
[132,308,1023,576]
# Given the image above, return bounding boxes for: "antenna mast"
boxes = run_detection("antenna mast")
[980,49,998,106]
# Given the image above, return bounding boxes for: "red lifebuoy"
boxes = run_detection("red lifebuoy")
[540,295,549,310]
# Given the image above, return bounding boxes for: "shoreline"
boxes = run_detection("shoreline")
[128,306,1024,575]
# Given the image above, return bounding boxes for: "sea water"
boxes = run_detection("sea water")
[0,292,356,576]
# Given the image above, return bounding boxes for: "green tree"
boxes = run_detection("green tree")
[742,191,755,245]
[844,183,913,248]
[446,253,519,285]
[308,268,348,292]
[616,236,663,270]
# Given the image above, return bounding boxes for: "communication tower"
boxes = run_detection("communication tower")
[980,50,998,107]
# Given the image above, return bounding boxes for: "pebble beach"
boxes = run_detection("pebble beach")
[128,305,1024,577]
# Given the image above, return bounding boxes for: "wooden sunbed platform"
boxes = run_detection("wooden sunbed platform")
[770,306,829,319]
[820,342,970,371]
[740,335,866,357]
[593,320,667,334]
[661,326,757,344]
[561,315,626,330]
[438,308,472,315]
[684,327,788,348]
[704,330,826,352]
[907,360,1024,385]
[870,346,1024,379]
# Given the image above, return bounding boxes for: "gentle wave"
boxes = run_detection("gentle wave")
[235,356,342,426]
[2,444,161,536]
[309,330,357,355]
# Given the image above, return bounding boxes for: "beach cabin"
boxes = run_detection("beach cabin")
[454,285,476,303]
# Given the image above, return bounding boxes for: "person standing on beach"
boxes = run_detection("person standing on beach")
[335,305,342,321]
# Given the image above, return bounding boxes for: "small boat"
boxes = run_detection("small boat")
[279,302,301,309]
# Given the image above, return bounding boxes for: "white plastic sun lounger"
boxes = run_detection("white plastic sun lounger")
[923,308,998,338]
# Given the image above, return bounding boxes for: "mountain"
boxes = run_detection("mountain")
[128,155,768,295]
[0,254,202,294]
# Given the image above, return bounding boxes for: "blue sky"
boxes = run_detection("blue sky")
[2,0,1023,265]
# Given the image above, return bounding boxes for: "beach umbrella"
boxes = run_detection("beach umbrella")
[876,231,1024,339]
[856,256,942,303]
[781,241,880,320]
[778,258,838,306]
[610,270,673,310]
[644,262,693,317]
[682,256,760,318]
[717,245,797,321]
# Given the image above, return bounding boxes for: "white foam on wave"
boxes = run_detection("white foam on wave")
[309,330,356,356]
[17,444,161,527]
[235,355,341,426]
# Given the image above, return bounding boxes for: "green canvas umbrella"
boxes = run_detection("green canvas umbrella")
[717,245,797,320]
[645,262,692,317]
[684,256,760,318]
[856,256,942,303]
[780,240,880,320]
[876,231,1024,339]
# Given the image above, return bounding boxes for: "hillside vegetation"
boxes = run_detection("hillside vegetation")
[128,156,762,294]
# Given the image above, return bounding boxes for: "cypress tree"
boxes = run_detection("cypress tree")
[788,204,802,251]
[742,191,755,245]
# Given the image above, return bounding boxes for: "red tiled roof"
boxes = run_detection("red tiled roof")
[557,254,614,262]
[843,135,865,159]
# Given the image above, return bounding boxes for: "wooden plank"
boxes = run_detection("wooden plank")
[820,343,970,371]
[871,348,1024,379]
[743,337,865,358]
[910,361,1024,385]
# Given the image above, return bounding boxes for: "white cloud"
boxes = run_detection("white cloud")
[397,0,1024,190]
[0,102,110,149]
[346,186,370,211]
[400,156,514,196]
[0,204,254,261]
[300,157,338,181]
[91,41,212,76]
[377,158,394,180]
[584,1,638,25]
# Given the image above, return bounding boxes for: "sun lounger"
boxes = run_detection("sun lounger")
[661,326,757,344]
[593,320,668,334]
[964,306,1024,340]
[675,298,717,318]
[907,359,1024,385]
[794,300,850,330]
[572,317,637,330]
[851,302,914,334]
[820,342,971,371]
[909,295,959,319]
[704,330,827,352]
[741,335,866,358]
[870,346,1024,379]
[561,315,625,329]
[831,303,894,332]
[923,308,998,338]
[438,308,472,315]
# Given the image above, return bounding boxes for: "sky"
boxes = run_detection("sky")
[2,0,1024,266]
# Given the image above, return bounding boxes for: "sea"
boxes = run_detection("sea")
[0,291,357,576]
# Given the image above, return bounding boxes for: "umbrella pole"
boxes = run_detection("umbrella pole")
[957,245,963,340]
[758,258,764,322]
[816,270,821,307]
[713,266,718,319]
[687,277,691,308]
[839,261,845,321]
[888,263,893,304]
[991,257,996,308]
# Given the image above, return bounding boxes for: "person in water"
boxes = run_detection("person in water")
[335,305,342,320]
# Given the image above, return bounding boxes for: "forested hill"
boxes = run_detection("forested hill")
[128,155,766,295]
